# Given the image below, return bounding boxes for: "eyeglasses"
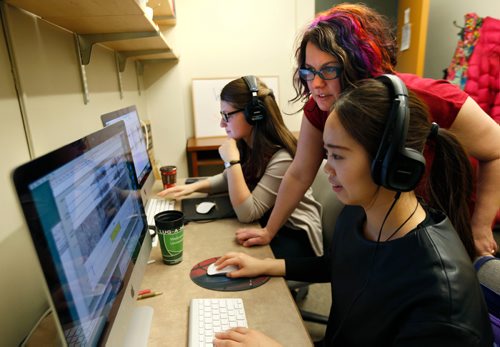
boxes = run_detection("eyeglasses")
[220,109,243,122]
[299,66,342,81]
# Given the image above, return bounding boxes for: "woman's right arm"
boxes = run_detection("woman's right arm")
[156,178,211,199]
[215,252,286,278]
[236,116,326,246]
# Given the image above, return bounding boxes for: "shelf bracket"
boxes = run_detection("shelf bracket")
[74,31,160,103]
[135,61,144,96]
[115,48,173,72]
[133,58,178,95]
[74,33,90,104]
[75,31,160,66]
[115,52,124,99]
[114,49,171,98]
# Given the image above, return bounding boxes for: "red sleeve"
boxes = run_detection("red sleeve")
[304,97,329,132]
[399,73,478,211]
[397,72,468,128]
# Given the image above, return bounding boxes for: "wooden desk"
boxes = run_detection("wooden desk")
[186,136,226,177]
[26,181,312,346]
[186,132,300,177]
[138,217,313,346]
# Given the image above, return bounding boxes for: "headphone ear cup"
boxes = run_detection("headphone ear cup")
[381,148,426,191]
[242,75,267,125]
[244,99,267,125]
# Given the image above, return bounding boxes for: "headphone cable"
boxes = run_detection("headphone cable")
[330,191,401,343]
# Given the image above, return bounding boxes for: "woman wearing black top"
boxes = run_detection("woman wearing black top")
[212,76,493,346]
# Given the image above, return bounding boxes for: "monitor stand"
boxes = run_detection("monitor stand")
[122,306,154,347]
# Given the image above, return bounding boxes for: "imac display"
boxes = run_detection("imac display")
[13,121,153,346]
[101,105,154,204]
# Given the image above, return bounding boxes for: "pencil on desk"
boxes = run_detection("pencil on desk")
[137,291,163,300]
[138,289,152,296]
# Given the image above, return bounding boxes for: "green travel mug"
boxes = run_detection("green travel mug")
[154,210,184,265]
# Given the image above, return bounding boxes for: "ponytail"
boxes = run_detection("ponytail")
[334,79,476,260]
[426,126,475,259]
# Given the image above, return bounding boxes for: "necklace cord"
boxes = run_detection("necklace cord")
[332,191,401,342]
[385,199,419,241]
[331,192,419,342]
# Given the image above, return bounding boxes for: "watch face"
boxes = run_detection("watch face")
[224,160,239,169]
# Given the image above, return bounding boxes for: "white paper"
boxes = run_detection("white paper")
[401,23,411,51]
[404,8,410,24]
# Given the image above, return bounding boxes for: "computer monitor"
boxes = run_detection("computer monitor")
[101,105,155,205]
[12,121,153,346]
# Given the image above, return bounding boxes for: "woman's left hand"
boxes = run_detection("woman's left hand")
[213,327,282,347]
[219,138,240,163]
[474,225,498,256]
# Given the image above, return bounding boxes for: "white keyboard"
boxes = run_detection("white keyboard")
[188,298,248,347]
[145,198,174,226]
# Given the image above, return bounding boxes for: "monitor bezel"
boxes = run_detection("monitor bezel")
[12,121,150,346]
[100,105,153,189]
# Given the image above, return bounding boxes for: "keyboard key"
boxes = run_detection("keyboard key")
[145,198,174,226]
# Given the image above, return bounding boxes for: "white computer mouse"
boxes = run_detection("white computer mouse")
[207,263,238,276]
[196,201,216,214]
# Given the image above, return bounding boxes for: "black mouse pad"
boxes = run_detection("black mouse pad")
[190,257,270,291]
[181,194,236,222]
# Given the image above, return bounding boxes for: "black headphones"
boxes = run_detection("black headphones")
[370,74,425,192]
[242,75,267,125]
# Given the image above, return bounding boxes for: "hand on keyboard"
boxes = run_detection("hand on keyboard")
[213,327,283,347]
[189,298,248,347]
[157,183,197,199]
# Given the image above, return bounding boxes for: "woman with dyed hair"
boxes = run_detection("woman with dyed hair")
[213,77,493,346]
[235,3,500,258]
[159,76,322,258]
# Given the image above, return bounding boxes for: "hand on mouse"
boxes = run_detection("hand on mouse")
[218,138,240,163]
[215,252,285,278]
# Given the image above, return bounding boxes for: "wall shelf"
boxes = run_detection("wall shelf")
[6,0,177,103]
[6,0,177,62]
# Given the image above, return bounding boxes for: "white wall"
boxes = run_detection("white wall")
[0,4,149,345]
[0,6,41,345]
[145,0,315,174]
[0,1,315,344]
[424,0,500,79]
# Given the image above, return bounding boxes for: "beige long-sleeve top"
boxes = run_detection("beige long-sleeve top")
[208,149,323,256]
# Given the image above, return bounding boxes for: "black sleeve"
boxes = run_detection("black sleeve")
[284,254,331,283]
[394,321,484,347]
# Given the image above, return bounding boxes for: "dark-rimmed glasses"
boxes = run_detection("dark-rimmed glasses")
[220,109,243,122]
[299,66,342,81]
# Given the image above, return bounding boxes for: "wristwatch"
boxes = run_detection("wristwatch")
[224,160,241,169]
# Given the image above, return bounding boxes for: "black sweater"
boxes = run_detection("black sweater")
[285,205,493,346]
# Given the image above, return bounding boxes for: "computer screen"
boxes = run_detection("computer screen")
[13,121,153,346]
[100,105,154,203]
